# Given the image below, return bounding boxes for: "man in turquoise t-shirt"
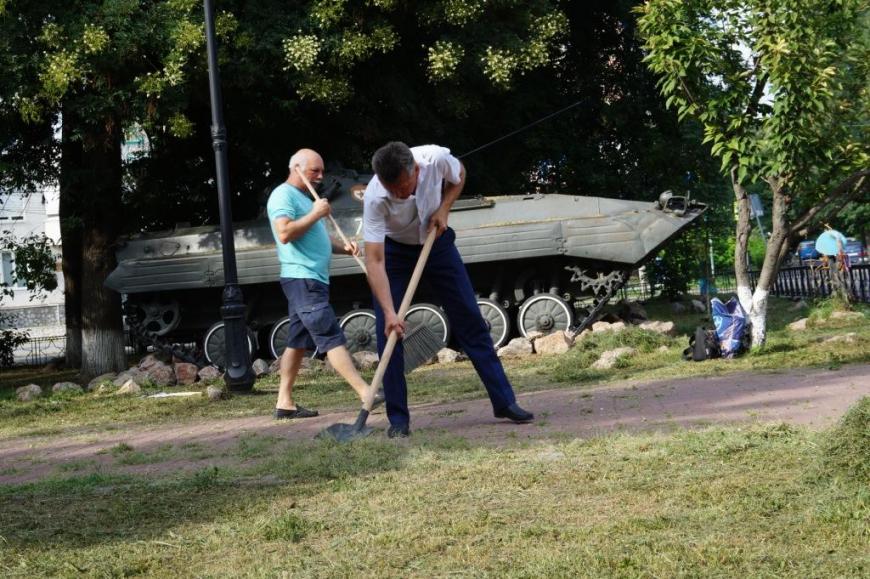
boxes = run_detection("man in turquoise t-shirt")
[267,149,374,419]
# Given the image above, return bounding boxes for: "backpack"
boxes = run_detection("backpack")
[683,326,721,361]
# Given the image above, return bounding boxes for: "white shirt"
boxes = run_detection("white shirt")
[363,145,462,245]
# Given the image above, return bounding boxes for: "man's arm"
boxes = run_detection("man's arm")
[365,242,406,338]
[330,236,360,256]
[428,160,465,236]
[273,198,330,244]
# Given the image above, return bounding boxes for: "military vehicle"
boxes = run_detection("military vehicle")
[106,170,705,367]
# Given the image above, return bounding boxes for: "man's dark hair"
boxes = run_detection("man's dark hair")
[371,141,415,184]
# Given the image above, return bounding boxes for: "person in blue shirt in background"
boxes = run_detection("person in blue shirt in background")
[266,149,377,419]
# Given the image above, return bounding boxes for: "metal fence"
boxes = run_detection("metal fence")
[616,264,869,303]
[11,334,67,366]
[749,263,870,302]
[10,332,140,367]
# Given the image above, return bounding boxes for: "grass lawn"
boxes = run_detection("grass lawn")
[0,296,868,576]
[0,404,867,577]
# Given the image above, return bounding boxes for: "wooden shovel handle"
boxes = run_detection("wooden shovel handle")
[295,166,368,275]
[363,228,438,410]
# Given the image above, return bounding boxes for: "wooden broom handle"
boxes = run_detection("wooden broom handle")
[363,227,438,410]
[295,166,368,275]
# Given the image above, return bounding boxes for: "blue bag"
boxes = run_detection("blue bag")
[711,297,748,358]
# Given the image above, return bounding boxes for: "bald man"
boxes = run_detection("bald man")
[266,149,376,419]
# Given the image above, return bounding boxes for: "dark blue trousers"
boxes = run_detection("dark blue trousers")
[374,228,517,428]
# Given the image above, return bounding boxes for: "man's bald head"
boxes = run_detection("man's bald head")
[288,148,325,188]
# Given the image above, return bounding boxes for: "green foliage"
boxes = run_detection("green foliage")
[0,232,57,368]
[821,397,870,483]
[636,0,868,191]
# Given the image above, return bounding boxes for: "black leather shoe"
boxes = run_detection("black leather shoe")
[387,424,410,438]
[494,403,534,423]
[274,405,319,420]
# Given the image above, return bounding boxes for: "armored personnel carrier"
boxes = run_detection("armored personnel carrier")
[106,170,705,366]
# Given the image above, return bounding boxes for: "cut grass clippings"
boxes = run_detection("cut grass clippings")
[0,419,867,577]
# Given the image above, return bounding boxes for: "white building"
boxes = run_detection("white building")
[0,184,65,334]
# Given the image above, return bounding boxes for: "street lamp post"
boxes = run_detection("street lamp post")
[204,0,255,392]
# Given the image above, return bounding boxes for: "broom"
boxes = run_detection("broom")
[319,227,441,441]
[297,166,442,372]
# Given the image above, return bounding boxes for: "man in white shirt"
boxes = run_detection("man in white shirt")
[363,141,534,438]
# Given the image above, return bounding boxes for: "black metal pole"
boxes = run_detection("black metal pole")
[204,0,255,391]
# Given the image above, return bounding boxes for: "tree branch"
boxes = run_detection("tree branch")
[789,169,870,235]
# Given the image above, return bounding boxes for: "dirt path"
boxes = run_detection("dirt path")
[2,364,868,485]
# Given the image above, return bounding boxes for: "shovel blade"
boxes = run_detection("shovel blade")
[316,422,374,442]
[316,409,373,442]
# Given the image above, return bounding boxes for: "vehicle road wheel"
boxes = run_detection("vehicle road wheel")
[516,294,574,338]
[476,298,511,348]
[339,309,378,354]
[132,297,181,337]
[406,303,450,345]
[203,321,256,368]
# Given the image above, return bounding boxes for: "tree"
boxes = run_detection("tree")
[637,0,870,345]
[0,1,229,376]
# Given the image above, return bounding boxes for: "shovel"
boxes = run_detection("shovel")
[318,227,438,442]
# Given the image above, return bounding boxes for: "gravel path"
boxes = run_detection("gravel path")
[2,364,867,485]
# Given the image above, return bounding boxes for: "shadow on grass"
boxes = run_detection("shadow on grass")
[0,436,409,551]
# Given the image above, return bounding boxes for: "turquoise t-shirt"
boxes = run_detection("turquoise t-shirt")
[266,183,331,284]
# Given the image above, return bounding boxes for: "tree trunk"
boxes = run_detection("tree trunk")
[746,178,789,346]
[79,123,127,378]
[59,113,83,369]
[732,169,753,313]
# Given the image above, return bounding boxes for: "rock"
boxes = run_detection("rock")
[145,362,176,387]
[618,300,648,322]
[657,345,670,353]
[691,299,706,313]
[16,384,43,402]
[671,302,687,314]
[301,357,324,373]
[137,354,165,371]
[534,331,574,355]
[638,320,677,337]
[352,350,379,370]
[525,331,545,343]
[790,300,809,311]
[197,365,222,382]
[269,358,281,374]
[592,321,627,333]
[823,332,857,344]
[788,318,809,331]
[436,348,460,364]
[116,379,142,396]
[829,310,864,321]
[599,312,624,324]
[497,337,534,358]
[174,362,199,385]
[573,329,593,342]
[95,383,117,394]
[206,385,226,401]
[51,382,83,394]
[87,372,117,391]
[252,358,271,377]
[591,347,637,370]
[113,370,145,387]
